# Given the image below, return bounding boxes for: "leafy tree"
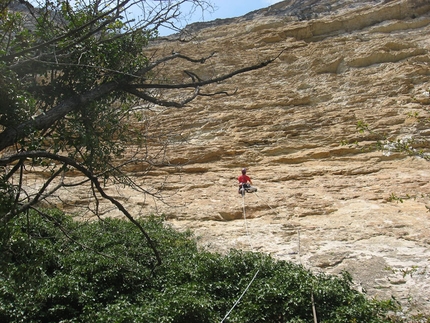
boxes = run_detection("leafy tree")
[0,0,278,264]
[0,210,401,323]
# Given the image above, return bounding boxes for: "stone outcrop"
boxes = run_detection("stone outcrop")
[43,0,430,317]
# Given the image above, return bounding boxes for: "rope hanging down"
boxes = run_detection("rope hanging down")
[220,190,258,322]
[222,185,319,323]
[242,193,253,249]
[220,269,260,323]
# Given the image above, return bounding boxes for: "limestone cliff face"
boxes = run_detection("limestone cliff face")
[61,0,430,316]
[134,0,430,315]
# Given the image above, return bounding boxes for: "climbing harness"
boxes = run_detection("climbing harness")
[239,183,257,196]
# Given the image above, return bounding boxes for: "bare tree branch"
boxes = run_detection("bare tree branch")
[199,88,238,97]
[124,86,200,108]
[0,50,281,151]
[184,70,203,82]
[133,53,282,89]
[3,162,66,223]
[136,51,215,77]
[0,150,162,267]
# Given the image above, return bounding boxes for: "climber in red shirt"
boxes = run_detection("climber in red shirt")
[238,168,255,195]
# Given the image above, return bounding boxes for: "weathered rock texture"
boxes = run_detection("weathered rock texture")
[43,0,430,317]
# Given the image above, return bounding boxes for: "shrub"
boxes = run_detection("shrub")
[0,210,399,322]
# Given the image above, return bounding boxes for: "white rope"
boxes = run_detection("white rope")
[220,269,260,323]
[242,193,253,249]
[223,188,316,322]
[219,189,258,323]
[298,229,302,266]
[254,191,290,219]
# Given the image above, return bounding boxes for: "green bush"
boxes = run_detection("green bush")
[0,210,399,322]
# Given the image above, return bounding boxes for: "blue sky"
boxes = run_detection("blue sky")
[200,0,282,20]
[157,0,283,35]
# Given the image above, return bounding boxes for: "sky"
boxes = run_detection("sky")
[157,0,284,35]
[200,0,283,20]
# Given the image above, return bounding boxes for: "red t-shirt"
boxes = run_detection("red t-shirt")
[238,174,251,184]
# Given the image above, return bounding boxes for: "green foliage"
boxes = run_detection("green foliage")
[387,193,411,203]
[0,210,401,323]
[354,119,430,161]
[0,176,16,217]
[351,118,429,204]
[356,120,370,134]
[0,0,154,172]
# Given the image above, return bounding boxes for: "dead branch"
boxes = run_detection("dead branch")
[0,150,162,268]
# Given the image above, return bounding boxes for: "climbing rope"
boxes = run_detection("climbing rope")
[222,186,317,323]
[242,192,254,249]
[254,191,291,219]
[220,269,260,323]
[256,190,316,322]
[220,189,258,322]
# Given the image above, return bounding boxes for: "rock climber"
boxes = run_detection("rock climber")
[238,168,253,195]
